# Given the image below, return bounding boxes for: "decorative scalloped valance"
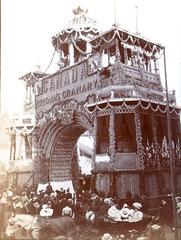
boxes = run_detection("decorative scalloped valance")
[90,28,163,54]
[86,99,181,115]
[9,125,34,134]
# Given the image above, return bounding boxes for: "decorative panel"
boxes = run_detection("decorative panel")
[50,140,75,182]
[115,153,138,170]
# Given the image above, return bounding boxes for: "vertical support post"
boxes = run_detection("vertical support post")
[135,5,140,35]
[109,109,116,196]
[32,132,37,187]
[150,114,161,169]
[13,134,16,160]
[86,41,92,55]
[150,114,163,195]
[134,110,144,170]
[124,43,128,65]
[107,48,110,65]
[163,47,178,240]
[10,134,13,160]
[114,0,118,27]
[69,42,74,65]
[46,153,51,184]
[91,112,97,192]
[134,109,146,195]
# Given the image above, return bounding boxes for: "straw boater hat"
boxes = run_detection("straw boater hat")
[133,202,142,210]
[12,196,20,201]
[104,198,110,204]
[120,208,129,219]
[1,197,7,204]
[101,233,112,240]
[120,203,130,219]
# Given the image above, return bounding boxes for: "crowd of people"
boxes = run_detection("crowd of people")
[0,181,180,238]
[0,183,149,230]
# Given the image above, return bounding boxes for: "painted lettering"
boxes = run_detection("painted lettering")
[63,70,69,86]
[87,82,92,91]
[43,79,48,93]
[56,73,62,89]
[66,90,71,98]
[62,91,67,99]
[80,64,86,80]
[82,84,87,93]
[71,88,76,96]
[76,85,81,95]
[72,68,77,83]
[50,77,55,91]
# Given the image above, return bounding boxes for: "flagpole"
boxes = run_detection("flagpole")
[114,0,118,27]
[163,46,178,240]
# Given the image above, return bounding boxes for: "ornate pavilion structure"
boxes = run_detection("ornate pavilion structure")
[8,5,181,203]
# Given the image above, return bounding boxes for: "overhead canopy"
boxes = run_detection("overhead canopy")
[90,27,164,54]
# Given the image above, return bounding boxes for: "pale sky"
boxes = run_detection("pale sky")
[1,0,181,114]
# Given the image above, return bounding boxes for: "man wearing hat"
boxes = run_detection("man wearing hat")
[40,202,54,217]
[12,196,23,215]
[101,233,113,240]
[62,200,72,217]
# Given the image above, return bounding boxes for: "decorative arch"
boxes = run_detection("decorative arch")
[35,109,94,185]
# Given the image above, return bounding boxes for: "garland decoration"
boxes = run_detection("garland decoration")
[86,98,180,116]
[90,28,163,55]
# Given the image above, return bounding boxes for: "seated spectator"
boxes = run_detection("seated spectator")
[40,193,49,206]
[1,192,7,204]
[62,201,72,217]
[50,193,59,216]
[28,196,40,214]
[40,202,53,217]
[101,198,111,215]
[132,202,143,222]
[21,192,30,213]
[12,196,23,215]
[7,187,13,198]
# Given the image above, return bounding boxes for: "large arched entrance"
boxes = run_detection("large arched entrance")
[34,109,94,191]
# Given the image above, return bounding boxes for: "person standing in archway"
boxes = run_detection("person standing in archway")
[46,183,53,196]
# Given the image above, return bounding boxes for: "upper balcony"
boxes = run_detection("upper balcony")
[35,27,177,115]
[96,61,165,103]
[89,27,176,105]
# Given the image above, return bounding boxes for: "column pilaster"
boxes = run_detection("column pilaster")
[109,109,116,196]
[91,112,97,192]
[69,42,74,65]
[134,110,146,195]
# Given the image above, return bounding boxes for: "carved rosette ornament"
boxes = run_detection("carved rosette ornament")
[36,99,78,126]
[57,109,74,125]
